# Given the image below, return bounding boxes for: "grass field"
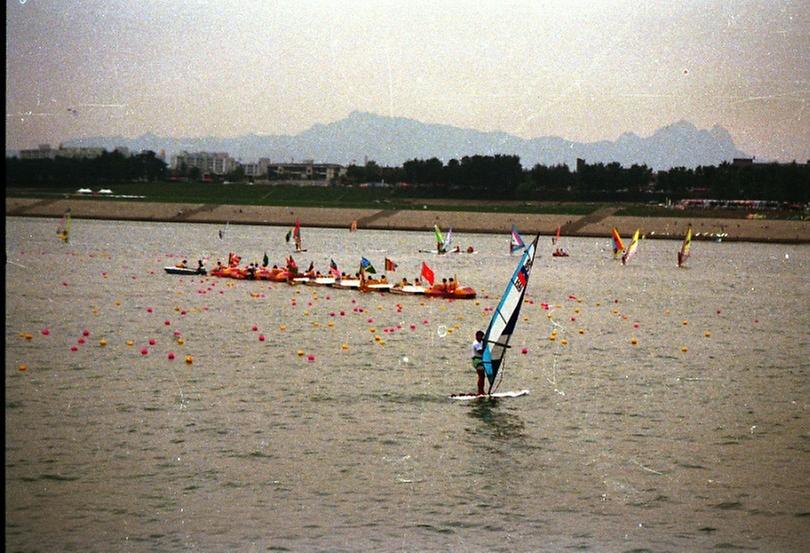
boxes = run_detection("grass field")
[6,182,805,219]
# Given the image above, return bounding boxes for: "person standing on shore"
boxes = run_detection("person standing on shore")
[470,330,486,396]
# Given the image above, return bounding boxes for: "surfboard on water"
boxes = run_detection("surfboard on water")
[449,389,530,401]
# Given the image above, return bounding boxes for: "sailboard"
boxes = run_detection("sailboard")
[611,227,625,259]
[449,389,530,401]
[621,229,641,265]
[510,224,526,254]
[677,226,692,267]
[450,235,539,399]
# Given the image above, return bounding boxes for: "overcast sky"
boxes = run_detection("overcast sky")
[6,0,809,162]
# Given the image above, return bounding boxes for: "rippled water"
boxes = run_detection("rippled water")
[5,217,810,552]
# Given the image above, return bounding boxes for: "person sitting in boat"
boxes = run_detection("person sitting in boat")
[452,245,461,253]
[176,259,188,269]
[246,263,256,280]
[414,277,422,287]
[400,277,410,287]
[447,277,457,292]
[471,330,486,396]
[197,259,205,273]
[466,246,474,253]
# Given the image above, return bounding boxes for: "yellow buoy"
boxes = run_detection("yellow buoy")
[548,335,556,341]
[327,320,334,327]
[185,355,193,364]
[18,363,28,372]
[176,338,185,345]
[126,340,134,347]
[631,337,638,345]
[99,339,107,347]
[560,339,568,345]
[297,349,305,357]
[681,346,688,352]
[341,343,349,350]
[704,330,711,337]
[279,324,287,331]
[682,320,688,326]
[369,328,376,333]
[578,328,585,335]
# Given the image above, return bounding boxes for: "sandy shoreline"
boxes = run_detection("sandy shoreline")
[6,197,810,243]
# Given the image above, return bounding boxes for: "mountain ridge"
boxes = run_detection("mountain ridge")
[60,111,747,171]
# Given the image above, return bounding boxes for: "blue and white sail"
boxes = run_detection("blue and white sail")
[482,234,539,391]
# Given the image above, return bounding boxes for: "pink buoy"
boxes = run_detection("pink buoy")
[140,348,148,355]
[148,338,156,346]
[367,318,374,323]
[70,345,78,351]
[521,348,528,354]
[410,324,416,330]
[167,352,175,360]
[633,322,640,328]
[173,330,182,337]
[147,307,153,313]
[259,334,266,342]
[41,328,50,336]
[78,338,86,345]
[307,354,315,362]
[164,320,171,326]
[251,325,258,331]
[82,329,90,337]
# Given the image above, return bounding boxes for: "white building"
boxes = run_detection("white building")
[172,151,237,175]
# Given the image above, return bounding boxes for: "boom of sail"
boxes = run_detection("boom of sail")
[482,234,539,392]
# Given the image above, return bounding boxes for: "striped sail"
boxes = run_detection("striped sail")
[482,234,539,391]
[611,227,625,258]
[622,229,640,265]
[510,224,526,253]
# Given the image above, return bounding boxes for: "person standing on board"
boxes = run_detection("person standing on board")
[471,330,486,396]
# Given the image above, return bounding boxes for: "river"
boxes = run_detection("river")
[5,217,809,552]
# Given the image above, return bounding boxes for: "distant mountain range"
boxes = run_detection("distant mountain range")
[56,111,747,170]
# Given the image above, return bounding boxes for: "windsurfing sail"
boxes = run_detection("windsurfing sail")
[433,225,445,252]
[219,221,228,240]
[57,210,71,242]
[611,227,625,259]
[482,234,539,392]
[621,229,640,265]
[677,226,692,267]
[510,224,526,254]
[443,227,454,252]
[553,225,561,245]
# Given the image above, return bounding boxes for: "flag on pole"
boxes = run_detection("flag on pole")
[285,229,292,243]
[262,252,269,267]
[384,257,397,272]
[287,256,298,273]
[329,259,341,278]
[360,257,376,274]
[421,261,435,286]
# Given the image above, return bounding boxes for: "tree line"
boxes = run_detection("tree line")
[6,150,809,203]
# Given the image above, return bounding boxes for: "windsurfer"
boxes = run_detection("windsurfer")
[437,240,446,254]
[471,330,486,396]
[176,259,188,269]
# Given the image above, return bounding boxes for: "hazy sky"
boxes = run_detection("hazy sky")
[6,0,809,162]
